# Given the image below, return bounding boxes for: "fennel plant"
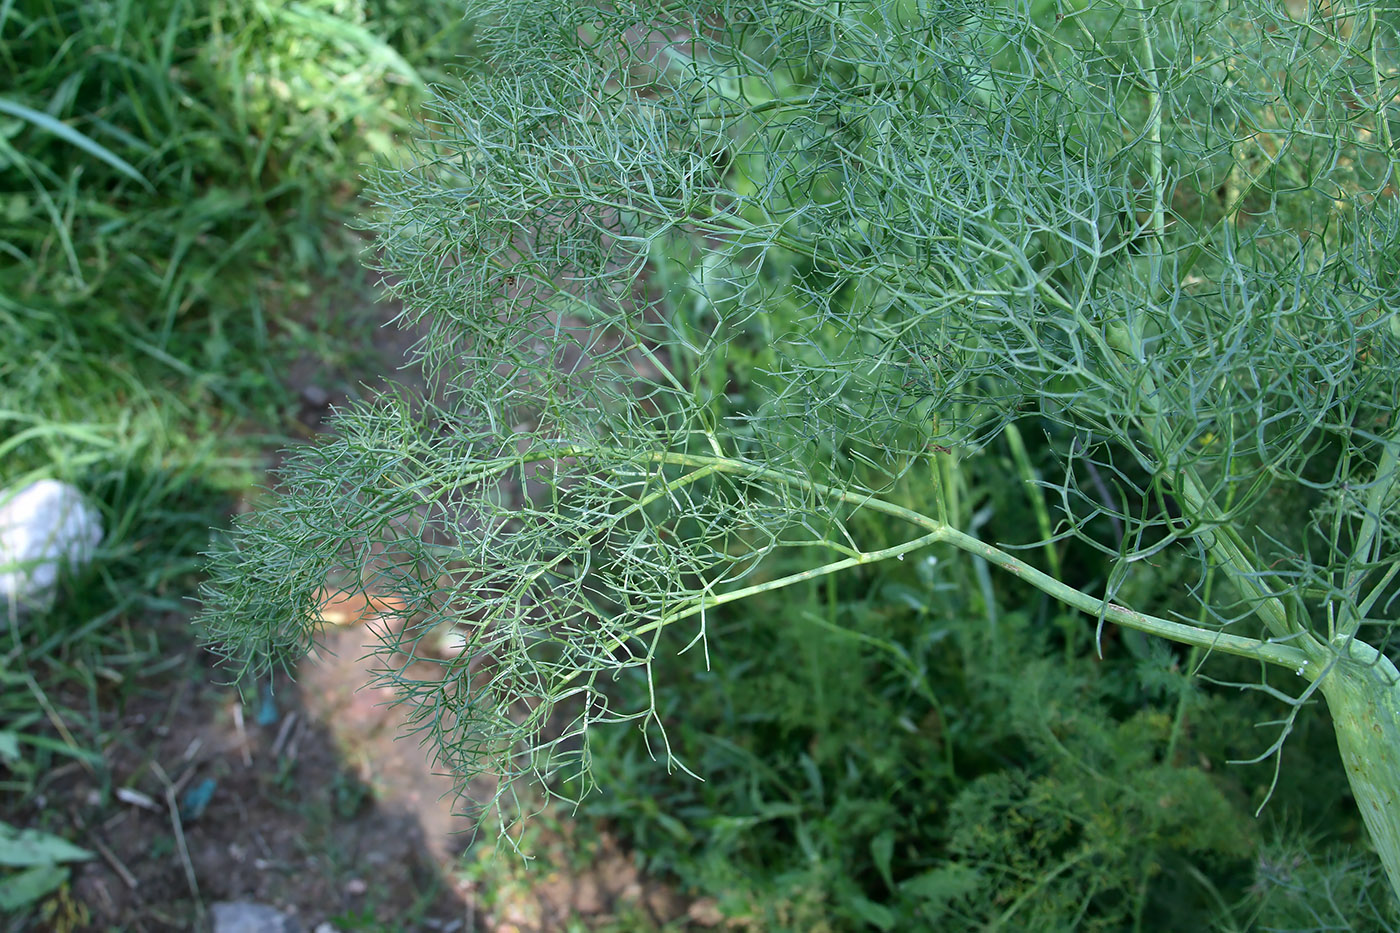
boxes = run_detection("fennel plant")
[200,0,1400,900]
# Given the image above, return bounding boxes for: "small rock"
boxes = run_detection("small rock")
[344,877,367,896]
[643,885,685,922]
[300,385,331,408]
[572,875,605,914]
[435,627,470,658]
[312,924,342,933]
[0,479,103,613]
[687,897,725,926]
[210,901,303,933]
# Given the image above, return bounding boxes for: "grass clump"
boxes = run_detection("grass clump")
[2,0,469,919]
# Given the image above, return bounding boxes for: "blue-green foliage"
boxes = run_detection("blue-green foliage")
[547,8,1399,916]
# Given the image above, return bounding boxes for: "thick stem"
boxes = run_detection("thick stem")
[935,525,1307,668]
[1132,0,1166,288]
[1317,637,1400,899]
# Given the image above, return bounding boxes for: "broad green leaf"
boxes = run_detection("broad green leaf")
[0,863,69,911]
[0,822,93,868]
[847,894,896,931]
[900,863,983,904]
[870,828,895,891]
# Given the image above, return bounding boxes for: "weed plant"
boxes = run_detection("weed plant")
[201,0,1400,926]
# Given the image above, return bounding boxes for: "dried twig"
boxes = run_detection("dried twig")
[91,836,139,891]
[232,701,252,767]
[270,711,299,758]
[151,761,201,911]
[115,787,160,812]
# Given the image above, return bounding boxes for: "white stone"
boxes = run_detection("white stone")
[0,480,103,611]
[210,902,303,933]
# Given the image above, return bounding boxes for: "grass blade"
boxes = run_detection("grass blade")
[0,97,153,191]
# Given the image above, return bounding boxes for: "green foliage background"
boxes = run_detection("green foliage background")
[565,459,1392,930]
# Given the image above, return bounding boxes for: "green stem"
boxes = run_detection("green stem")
[654,529,944,630]
[1367,10,1400,185]
[934,524,1304,667]
[1318,638,1400,900]
[481,444,1311,669]
[1132,0,1166,287]
[1099,321,1312,649]
[1171,469,1312,644]
[1342,431,1400,638]
[1004,421,1061,579]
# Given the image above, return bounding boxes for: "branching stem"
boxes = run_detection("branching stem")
[483,444,1312,669]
